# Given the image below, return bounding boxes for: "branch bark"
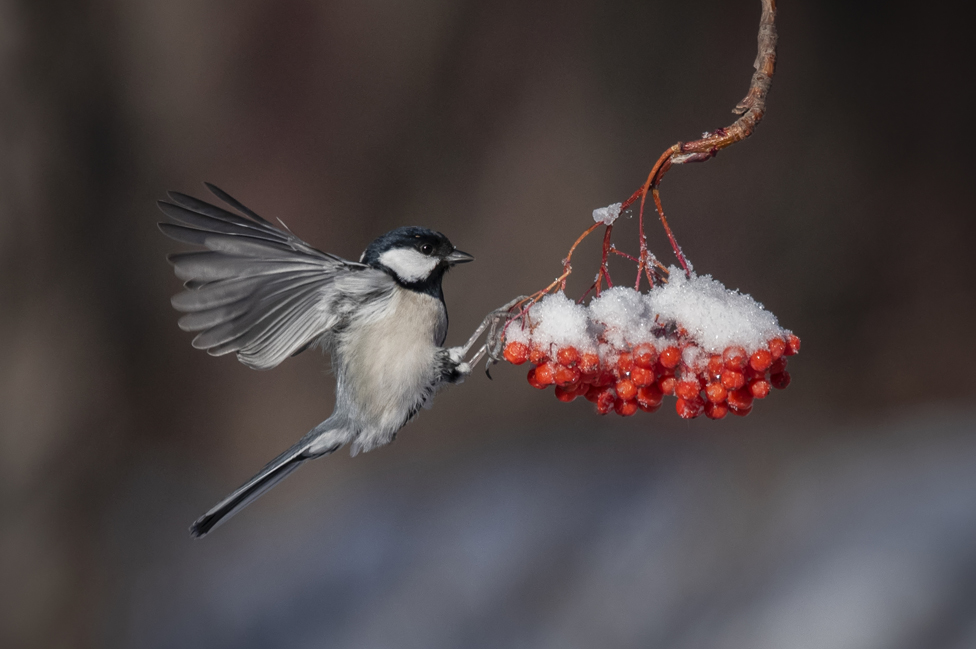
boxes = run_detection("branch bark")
[624,0,778,277]
[674,0,777,165]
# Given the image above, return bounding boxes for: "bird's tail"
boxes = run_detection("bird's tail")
[189,438,340,538]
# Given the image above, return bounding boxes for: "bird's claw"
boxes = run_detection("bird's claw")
[451,296,528,377]
[483,295,528,365]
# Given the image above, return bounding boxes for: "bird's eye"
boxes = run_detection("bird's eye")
[419,243,434,255]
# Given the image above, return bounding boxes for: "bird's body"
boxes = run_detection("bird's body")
[333,288,446,450]
[158,184,473,537]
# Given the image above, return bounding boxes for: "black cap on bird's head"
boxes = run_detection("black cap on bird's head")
[361,226,473,293]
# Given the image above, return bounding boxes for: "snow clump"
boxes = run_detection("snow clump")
[592,202,623,226]
[501,268,799,420]
[510,268,788,359]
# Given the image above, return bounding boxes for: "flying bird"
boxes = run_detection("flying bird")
[159,184,475,537]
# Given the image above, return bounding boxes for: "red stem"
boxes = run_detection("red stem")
[651,187,691,277]
[611,248,640,263]
[599,225,614,291]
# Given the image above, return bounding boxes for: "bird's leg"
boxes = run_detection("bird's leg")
[446,296,527,377]
[467,343,489,368]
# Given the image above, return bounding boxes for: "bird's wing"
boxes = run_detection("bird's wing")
[158,183,393,370]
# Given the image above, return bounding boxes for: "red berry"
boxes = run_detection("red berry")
[707,354,724,378]
[705,401,728,420]
[557,346,580,367]
[723,346,747,370]
[614,398,638,417]
[504,341,529,365]
[632,343,658,369]
[705,382,728,403]
[595,389,615,415]
[749,349,773,372]
[638,401,661,413]
[554,385,579,402]
[529,345,549,365]
[726,388,754,411]
[637,385,663,411]
[616,352,635,376]
[538,362,557,384]
[676,397,704,419]
[630,366,655,387]
[728,403,752,417]
[770,357,788,374]
[768,338,786,360]
[720,369,746,390]
[785,334,801,356]
[659,346,681,369]
[580,353,600,376]
[751,369,768,384]
[750,379,771,399]
[658,376,677,396]
[553,365,582,387]
[615,379,637,401]
[527,366,550,389]
[770,371,791,389]
[593,371,615,388]
[675,380,701,401]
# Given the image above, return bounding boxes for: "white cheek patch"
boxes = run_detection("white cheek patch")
[377,248,439,283]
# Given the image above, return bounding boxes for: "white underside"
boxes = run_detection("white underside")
[309,287,447,455]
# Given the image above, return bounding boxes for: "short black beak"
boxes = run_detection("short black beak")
[445,248,474,265]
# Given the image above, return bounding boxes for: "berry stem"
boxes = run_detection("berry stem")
[635,177,650,289]
[599,225,614,291]
[611,247,639,264]
[651,187,692,278]
[512,221,604,325]
[556,221,602,292]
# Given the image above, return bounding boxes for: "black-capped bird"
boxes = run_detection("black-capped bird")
[159,184,475,537]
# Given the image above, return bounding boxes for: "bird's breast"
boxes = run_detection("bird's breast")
[339,288,447,436]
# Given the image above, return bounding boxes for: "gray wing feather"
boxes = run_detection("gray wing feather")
[158,201,290,244]
[203,182,277,226]
[159,184,389,370]
[167,252,327,283]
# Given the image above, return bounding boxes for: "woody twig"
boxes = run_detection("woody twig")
[487,0,778,354]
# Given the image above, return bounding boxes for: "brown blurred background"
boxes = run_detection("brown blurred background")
[2,1,976,647]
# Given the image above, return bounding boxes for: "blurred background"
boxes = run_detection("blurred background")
[2,0,975,647]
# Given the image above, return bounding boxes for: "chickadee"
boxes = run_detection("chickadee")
[158,184,475,537]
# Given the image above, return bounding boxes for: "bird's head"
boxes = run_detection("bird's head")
[361,226,473,291]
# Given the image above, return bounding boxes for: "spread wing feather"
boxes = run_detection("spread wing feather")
[159,184,392,370]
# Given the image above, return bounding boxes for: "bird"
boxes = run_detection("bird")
[158,183,476,537]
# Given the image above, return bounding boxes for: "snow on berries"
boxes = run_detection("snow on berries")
[502,269,799,420]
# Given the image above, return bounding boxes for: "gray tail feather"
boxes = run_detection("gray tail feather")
[189,441,338,538]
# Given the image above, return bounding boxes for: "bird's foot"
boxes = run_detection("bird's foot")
[443,346,473,384]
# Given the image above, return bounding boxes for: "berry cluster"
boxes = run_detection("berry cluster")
[503,333,799,419]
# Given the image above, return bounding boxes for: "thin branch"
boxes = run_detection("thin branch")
[556,222,602,292]
[652,0,777,177]
[494,0,777,337]
[599,226,614,290]
[625,0,777,276]
[611,247,640,264]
